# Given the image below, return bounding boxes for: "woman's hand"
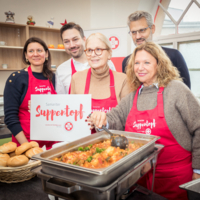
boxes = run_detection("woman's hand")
[192,173,200,180]
[86,116,95,130]
[141,162,152,175]
[90,111,107,129]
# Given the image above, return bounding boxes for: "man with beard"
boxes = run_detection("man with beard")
[122,11,191,88]
[56,22,116,94]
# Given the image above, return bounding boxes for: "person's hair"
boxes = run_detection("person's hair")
[126,42,182,91]
[60,22,85,40]
[85,33,112,56]
[127,11,154,27]
[22,37,53,82]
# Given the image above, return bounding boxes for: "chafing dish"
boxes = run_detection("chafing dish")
[33,130,160,187]
[33,144,164,200]
[180,179,200,200]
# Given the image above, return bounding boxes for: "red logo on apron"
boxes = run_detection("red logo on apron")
[109,36,119,50]
[65,122,73,131]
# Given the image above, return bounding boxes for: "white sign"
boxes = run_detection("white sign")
[30,94,91,142]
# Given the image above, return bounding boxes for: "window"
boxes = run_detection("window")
[154,0,200,101]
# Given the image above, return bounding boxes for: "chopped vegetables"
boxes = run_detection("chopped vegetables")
[96,147,106,153]
[86,156,93,162]
[78,145,93,152]
[53,140,144,169]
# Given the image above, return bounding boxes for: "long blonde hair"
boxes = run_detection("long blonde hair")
[126,42,182,91]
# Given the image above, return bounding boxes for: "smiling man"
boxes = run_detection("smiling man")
[122,11,191,88]
[56,22,116,94]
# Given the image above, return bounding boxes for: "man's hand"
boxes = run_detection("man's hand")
[192,173,200,180]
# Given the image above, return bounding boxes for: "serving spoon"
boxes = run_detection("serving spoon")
[101,125,129,150]
[88,113,129,149]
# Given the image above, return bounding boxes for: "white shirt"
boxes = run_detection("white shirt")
[56,58,116,94]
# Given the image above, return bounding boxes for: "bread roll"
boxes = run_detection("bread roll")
[25,147,43,158]
[7,155,29,167]
[9,151,16,157]
[0,142,17,154]
[29,141,39,148]
[0,153,10,167]
[15,142,32,155]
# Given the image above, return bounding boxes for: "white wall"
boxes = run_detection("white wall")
[90,0,140,29]
[0,0,91,29]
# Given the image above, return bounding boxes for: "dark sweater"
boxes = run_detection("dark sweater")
[122,47,191,89]
[3,69,55,137]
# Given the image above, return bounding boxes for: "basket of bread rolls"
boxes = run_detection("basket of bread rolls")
[0,141,43,183]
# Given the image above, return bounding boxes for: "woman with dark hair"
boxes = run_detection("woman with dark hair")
[4,37,56,150]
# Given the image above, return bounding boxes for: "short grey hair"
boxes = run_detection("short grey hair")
[127,11,154,27]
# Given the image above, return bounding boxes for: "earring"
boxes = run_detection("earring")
[26,59,29,63]
[45,57,48,61]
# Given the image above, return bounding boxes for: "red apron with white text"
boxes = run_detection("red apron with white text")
[68,59,77,94]
[125,86,192,200]
[84,68,118,134]
[12,66,57,150]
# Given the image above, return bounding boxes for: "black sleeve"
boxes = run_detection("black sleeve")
[4,73,25,136]
[174,50,191,89]
[122,55,131,73]
[162,47,191,89]
[52,73,56,89]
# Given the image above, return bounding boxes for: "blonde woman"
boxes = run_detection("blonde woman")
[89,42,200,200]
[71,33,130,132]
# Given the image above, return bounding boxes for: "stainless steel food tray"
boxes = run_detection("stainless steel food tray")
[33,130,160,187]
[33,145,164,200]
[179,179,200,200]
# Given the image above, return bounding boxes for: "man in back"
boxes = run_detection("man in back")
[56,22,116,94]
[122,11,190,88]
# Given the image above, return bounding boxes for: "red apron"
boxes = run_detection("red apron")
[12,66,57,150]
[84,68,118,133]
[68,59,77,94]
[125,86,192,200]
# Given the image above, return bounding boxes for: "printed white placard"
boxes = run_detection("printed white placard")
[30,94,91,142]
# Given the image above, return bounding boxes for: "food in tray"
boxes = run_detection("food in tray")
[0,141,43,167]
[53,140,143,169]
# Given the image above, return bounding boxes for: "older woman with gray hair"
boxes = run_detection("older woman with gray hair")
[71,33,130,132]
[89,42,200,200]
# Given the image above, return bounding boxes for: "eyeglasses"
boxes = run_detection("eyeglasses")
[84,48,108,56]
[129,26,151,36]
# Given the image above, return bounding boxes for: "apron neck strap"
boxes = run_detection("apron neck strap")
[109,69,117,100]
[71,59,76,74]
[157,87,165,117]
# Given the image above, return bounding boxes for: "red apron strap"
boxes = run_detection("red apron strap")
[109,69,117,100]
[71,59,76,74]
[157,87,165,118]
[69,59,77,94]
[84,68,91,94]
